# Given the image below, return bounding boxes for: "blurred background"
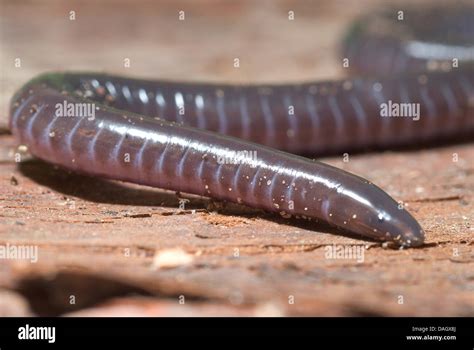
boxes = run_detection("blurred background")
[0,0,450,128]
[1,0,473,317]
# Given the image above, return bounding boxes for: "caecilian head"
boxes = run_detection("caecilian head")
[355,192,425,247]
[322,174,425,247]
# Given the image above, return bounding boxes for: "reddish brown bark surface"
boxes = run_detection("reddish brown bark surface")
[0,0,472,316]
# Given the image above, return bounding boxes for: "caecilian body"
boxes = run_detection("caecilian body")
[9,6,474,247]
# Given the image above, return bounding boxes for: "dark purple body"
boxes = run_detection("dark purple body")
[8,6,474,246]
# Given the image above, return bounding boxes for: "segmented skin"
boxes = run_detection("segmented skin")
[54,70,474,154]
[8,6,474,246]
[10,79,427,246]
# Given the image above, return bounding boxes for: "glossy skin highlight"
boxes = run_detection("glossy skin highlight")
[10,78,426,246]
[8,6,474,247]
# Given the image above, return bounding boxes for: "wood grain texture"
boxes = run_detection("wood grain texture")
[0,0,473,316]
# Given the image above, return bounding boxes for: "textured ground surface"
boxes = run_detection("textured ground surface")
[0,0,472,316]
